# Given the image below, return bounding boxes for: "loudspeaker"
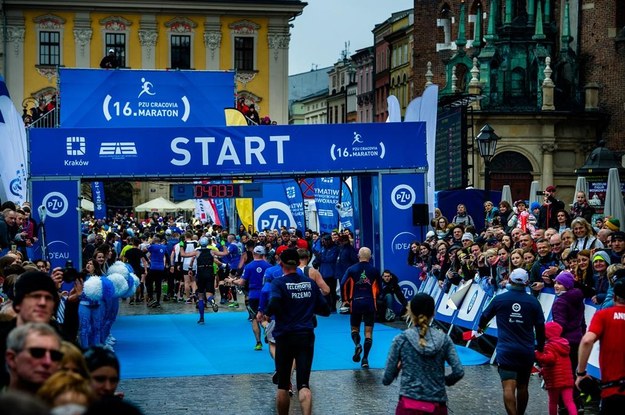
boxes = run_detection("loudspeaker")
[412,204,429,226]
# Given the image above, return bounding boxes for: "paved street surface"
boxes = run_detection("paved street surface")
[117,299,599,414]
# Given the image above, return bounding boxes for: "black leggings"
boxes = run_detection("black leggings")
[323,277,338,311]
[275,331,315,391]
[146,269,165,301]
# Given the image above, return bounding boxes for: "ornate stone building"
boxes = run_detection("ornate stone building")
[412,0,618,202]
[0,0,305,125]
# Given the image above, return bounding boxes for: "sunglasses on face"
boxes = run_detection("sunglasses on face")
[23,347,64,362]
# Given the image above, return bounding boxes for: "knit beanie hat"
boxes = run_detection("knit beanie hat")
[461,232,474,242]
[605,218,620,231]
[555,271,575,290]
[530,202,541,211]
[592,250,611,265]
[13,271,58,306]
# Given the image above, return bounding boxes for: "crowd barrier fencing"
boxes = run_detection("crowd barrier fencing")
[415,275,602,379]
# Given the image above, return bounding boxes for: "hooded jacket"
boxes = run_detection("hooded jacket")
[383,325,464,403]
[535,322,574,389]
[551,287,586,345]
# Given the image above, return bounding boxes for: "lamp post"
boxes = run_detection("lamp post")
[475,123,500,195]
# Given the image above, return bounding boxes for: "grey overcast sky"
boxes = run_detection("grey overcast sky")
[288,0,414,75]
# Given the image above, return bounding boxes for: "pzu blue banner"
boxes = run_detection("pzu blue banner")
[380,173,426,302]
[91,182,106,220]
[59,69,235,128]
[254,180,298,232]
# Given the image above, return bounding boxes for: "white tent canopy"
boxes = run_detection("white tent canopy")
[81,198,94,211]
[134,197,179,212]
[175,199,196,211]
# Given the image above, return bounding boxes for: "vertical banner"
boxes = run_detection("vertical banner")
[213,198,227,227]
[282,180,306,233]
[91,182,107,220]
[31,180,80,269]
[338,180,354,232]
[254,180,297,232]
[380,173,426,302]
[0,76,28,205]
[314,177,341,235]
[299,178,316,199]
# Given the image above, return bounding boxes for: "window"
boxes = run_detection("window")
[234,36,254,71]
[39,31,60,66]
[171,35,191,69]
[105,33,126,67]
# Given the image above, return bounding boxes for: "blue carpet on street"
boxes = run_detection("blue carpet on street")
[113,312,488,379]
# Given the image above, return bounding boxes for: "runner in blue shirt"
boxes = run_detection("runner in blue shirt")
[144,235,170,308]
[229,245,271,350]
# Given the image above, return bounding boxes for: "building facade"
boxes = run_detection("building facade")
[0,0,306,125]
[351,47,374,123]
[412,0,615,202]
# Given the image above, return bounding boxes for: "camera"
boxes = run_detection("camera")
[62,260,79,283]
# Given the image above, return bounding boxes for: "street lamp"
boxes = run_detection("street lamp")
[475,123,500,193]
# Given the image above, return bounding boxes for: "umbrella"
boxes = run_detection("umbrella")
[529,181,542,206]
[134,197,179,212]
[175,199,196,211]
[80,198,94,211]
[604,168,625,231]
[500,185,513,205]
[573,176,589,206]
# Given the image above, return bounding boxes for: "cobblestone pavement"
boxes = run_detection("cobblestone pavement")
[117,299,599,415]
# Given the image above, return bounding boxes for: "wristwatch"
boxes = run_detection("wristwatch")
[576,370,587,377]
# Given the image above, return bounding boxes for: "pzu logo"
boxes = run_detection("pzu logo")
[390,184,416,210]
[254,201,296,231]
[42,192,69,218]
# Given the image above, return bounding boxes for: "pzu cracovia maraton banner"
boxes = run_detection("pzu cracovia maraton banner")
[59,69,235,128]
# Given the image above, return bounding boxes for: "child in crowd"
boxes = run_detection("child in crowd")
[535,322,578,415]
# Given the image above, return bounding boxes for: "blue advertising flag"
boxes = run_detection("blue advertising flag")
[59,69,235,128]
[339,180,354,232]
[281,179,306,233]
[254,180,298,232]
[314,177,341,235]
[91,182,107,219]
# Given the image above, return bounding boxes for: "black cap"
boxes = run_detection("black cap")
[611,231,625,241]
[611,268,625,284]
[280,248,299,267]
[14,271,58,306]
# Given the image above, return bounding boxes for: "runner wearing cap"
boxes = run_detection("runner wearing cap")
[229,245,271,350]
[478,268,545,415]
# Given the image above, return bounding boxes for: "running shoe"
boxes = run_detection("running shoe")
[151,302,161,308]
[147,300,156,307]
[254,342,263,351]
[361,357,369,368]
[352,344,362,363]
[220,298,227,305]
[211,299,219,312]
[128,299,135,305]
[197,318,205,325]
[185,298,194,304]
[228,302,239,308]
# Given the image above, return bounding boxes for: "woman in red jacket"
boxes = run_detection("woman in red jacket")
[535,322,578,415]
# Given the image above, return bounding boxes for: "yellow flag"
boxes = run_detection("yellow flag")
[224,108,248,127]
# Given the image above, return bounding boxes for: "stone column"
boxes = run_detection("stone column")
[267,18,290,124]
[203,16,221,70]
[73,13,92,68]
[541,57,555,110]
[1,12,26,107]
[138,15,158,69]
[541,143,557,189]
